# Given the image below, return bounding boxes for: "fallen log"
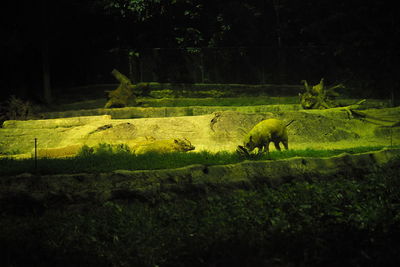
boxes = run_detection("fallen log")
[104,69,137,108]
[299,78,344,109]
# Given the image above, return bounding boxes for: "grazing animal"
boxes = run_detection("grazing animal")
[241,118,293,154]
[134,138,195,154]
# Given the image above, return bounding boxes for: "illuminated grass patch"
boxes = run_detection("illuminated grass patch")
[140,96,299,107]
[0,145,397,176]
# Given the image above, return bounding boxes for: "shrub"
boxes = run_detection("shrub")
[1,166,400,266]
[0,95,37,122]
[77,145,94,157]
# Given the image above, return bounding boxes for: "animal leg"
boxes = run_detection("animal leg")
[264,142,270,154]
[282,140,289,150]
[274,142,281,151]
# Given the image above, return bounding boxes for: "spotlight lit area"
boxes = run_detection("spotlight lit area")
[1,1,399,266]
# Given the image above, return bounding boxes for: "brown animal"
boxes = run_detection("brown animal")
[241,118,293,154]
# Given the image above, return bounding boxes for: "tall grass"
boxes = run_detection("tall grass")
[0,145,396,176]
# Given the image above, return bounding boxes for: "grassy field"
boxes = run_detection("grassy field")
[1,163,399,266]
[2,88,397,266]
[52,96,387,111]
[1,144,397,176]
[140,96,299,107]
[50,96,300,111]
[2,144,400,266]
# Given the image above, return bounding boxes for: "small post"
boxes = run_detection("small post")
[34,138,38,172]
[390,127,393,147]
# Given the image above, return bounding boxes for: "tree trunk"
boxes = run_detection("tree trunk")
[42,0,52,104]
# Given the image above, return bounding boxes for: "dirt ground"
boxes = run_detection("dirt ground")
[1,105,399,158]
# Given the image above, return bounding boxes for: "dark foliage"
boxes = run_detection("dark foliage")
[2,0,399,100]
[1,164,400,266]
[0,96,39,125]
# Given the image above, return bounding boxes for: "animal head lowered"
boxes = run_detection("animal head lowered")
[239,118,290,155]
[244,135,257,152]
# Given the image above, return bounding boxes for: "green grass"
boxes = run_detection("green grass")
[139,96,299,107]
[1,165,400,266]
[52,96,299,111]
[0,145,397,176]
[51,96,388,111]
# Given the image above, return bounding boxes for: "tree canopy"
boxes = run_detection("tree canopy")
[1,0,399,100]
[85,0,399,49]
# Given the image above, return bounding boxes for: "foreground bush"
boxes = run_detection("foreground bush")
[1,164,400,266]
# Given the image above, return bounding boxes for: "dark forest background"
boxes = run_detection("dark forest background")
[1,0,399,103]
